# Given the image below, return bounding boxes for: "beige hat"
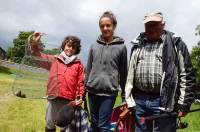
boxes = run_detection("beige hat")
[143,11,163,24]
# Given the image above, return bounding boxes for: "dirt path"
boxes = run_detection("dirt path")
[0,92,13,111]
[0,73,14,112]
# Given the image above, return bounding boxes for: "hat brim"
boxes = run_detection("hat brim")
[143,16,162,24]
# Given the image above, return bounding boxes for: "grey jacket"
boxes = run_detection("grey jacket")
[85,36,127,96]
[125,31,196,112]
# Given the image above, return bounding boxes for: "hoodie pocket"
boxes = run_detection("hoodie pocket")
[108,72,119,89]
[87,70,96,83]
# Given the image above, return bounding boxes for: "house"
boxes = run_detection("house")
[0,47,6,60]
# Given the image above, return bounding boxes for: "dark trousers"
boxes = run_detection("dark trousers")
[88,92,116,132]
[45,97,70,130]
[135,90,176,132]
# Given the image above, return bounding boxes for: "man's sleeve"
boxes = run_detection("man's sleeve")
[119,45,128,100]
[177,39,196,112]
[125,48,136,108]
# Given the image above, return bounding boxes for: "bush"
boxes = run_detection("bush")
[0,65,12,74]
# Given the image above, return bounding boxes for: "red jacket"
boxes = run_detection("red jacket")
[33,52,85,100]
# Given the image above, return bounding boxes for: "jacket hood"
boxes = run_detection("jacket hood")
[97,36,124,45]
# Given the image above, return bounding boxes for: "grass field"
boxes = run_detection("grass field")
[0,65,200,132]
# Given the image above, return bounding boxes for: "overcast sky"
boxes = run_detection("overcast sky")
[0,0,200,64]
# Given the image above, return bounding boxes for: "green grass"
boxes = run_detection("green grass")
[0,74,13,95]
[178,104,200,132]
[8,63,48,98]
[0,65,200,132]
[12,76,47,98]
[0,65,12,74]
[0,72,46,132]
[0,97,46,132]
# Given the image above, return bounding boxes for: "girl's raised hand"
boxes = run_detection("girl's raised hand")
[32,32,44,45]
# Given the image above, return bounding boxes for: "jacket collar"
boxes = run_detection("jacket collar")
[57,51,79,64]
[131,30,180,48]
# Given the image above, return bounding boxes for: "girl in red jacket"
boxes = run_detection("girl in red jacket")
[29,32,85,132]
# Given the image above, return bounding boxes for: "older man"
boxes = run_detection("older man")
[125,11,196,132]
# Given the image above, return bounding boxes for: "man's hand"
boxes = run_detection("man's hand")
[178,111,187,117]
[119,107,134,119]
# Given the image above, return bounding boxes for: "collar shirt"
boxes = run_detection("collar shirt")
[135,35,165,93]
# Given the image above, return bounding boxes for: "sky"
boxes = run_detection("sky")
[0,0,200,64]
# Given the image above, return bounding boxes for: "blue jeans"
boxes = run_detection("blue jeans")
[135,90,176,132]
[88,92,116,132]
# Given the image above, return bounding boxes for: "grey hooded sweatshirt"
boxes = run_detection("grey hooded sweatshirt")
[85,36,127,96]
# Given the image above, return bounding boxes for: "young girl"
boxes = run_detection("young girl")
[29,32,85,132]
[85,11,128,132]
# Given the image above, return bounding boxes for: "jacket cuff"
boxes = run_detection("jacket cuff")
[177,104,190,113]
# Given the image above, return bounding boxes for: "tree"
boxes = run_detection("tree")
[190,24,200,93]
[6,31,34,63]
[7,31,60,63]
[43,48,60,55]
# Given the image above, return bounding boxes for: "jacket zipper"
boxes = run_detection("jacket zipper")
[160,72,165,96]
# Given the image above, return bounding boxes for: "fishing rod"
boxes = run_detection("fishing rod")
[141,108,200,123]
[140,108,200,129]
[12,33,61,99]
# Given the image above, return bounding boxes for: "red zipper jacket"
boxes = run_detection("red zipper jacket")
[32,51,85,100]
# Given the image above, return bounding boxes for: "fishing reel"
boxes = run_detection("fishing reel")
[176,117,188,129]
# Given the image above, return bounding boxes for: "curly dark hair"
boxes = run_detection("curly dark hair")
[99,11,117,28]
[60,35,81,54]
